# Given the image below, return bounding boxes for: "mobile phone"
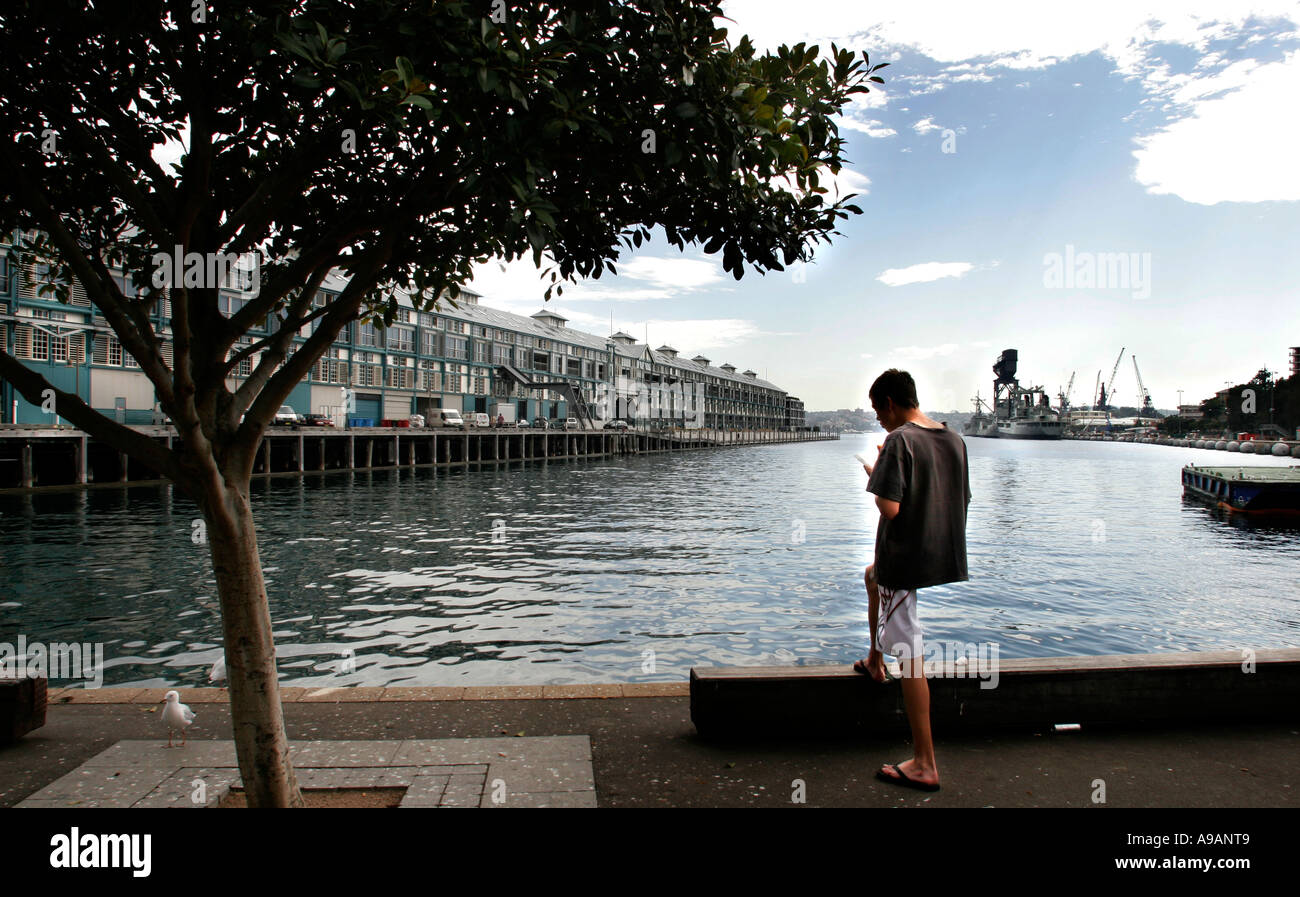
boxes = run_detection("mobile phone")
[854,453,870,466]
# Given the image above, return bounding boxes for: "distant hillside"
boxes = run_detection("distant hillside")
[928,410,974,430]
[807,407,975,432]
[806,408,879,432]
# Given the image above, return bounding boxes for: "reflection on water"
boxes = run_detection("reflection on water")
[0,438,1297,687]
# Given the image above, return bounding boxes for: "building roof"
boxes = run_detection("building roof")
[380,283,783,391]
[531,308,568,325]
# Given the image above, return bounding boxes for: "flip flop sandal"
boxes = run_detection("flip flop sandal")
[853,659,896,682]
[875,763,941,793]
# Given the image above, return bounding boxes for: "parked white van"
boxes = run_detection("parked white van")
[437,409,465,429]
[472,412,490,428]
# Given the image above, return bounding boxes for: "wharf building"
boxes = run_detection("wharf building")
[0,242,802,431]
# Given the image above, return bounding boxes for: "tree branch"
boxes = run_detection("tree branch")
[0,350,181,483]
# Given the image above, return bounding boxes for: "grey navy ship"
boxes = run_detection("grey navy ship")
[963,349,1064,440]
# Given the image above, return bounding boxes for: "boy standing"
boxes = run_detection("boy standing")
[858,369,970,792]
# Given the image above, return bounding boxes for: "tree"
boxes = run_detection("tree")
[0,0,883,805]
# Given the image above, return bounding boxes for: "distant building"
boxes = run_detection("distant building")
[1291,346,1299,379]
[1178,404,1204,419]
[1,233,792,429]
[783,396,805,430]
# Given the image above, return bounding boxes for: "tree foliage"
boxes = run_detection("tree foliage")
[1,1,883,478]
[0,0,883,806]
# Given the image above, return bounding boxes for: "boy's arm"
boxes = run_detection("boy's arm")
[867,435,906,519]
[874,496,901,520]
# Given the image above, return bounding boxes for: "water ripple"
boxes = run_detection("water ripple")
[1,438,1297,686]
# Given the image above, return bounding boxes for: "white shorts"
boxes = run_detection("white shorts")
[876,584,923,662]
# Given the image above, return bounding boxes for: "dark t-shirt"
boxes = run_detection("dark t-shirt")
[866,422,971,590]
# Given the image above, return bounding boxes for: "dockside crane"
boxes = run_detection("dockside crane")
[1098,348,1125,411]
[1058,371,1075,412]
[1133,356,1155,417]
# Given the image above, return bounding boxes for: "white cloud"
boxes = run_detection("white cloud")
[911,116,942,134]
[827,165,871,198]
[721,1,1299,70]
[838,117,897,138]
[614,256,725,291]
[1132,50,1300,203]
[876,261,974,286]
[720,1,1300,205]
[469,252,725,312]
[638,318,761,353]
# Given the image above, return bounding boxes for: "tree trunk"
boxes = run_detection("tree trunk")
[205,476,304,807]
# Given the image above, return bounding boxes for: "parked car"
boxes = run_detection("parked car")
[437,409,465,429]
[274,405,301,426]
[516,418,530,428]
[532,417,549,429]
[603,419,629,430]
[301,413,334,427]
[564,417,579,430]
[407,413,425,428]
[472,412,490,428]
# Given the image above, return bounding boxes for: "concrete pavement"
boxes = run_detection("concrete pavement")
[1,686,1296,807]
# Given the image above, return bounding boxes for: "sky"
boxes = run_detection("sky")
[466,0,1300,412]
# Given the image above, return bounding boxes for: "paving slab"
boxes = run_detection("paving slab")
[439,784,483,807]
[391,736,532,765]
[11,736,596,808]
[400,776,449,807]
[19,766,176,807]
[414,764,486,777]
[133,768,239,808]
[487,758,596,793]
[487,791,599,808]
[289,740,403,767]
[78,740,238,768]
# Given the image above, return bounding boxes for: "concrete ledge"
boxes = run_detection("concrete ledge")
[462,685,546,701]
[542,684,622,699]
[380,687,467,701]
[300,687,388,703]
[0,676,47,743]
[689,648,1300,738]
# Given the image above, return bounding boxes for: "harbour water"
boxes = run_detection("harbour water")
[0,436,1297,688]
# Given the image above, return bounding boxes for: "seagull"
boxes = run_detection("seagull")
[160,690,196,748]
[208,656,226,683]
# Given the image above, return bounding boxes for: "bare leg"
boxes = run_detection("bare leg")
[880,653,940,786]
[860,565,886,682]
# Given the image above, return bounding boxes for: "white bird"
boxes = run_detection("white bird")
[160,690,196,747]
[208,656,226,683]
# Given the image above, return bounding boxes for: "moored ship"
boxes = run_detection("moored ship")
[962,393,998,437]
[964,349,1064,440]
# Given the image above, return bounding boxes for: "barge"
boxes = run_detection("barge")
[1181,464,1300,516]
